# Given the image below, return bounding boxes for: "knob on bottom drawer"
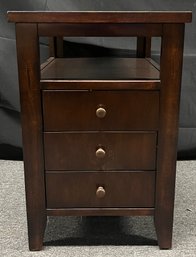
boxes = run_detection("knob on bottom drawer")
[96,186,106,198]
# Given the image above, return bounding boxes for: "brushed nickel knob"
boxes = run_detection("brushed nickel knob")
[96,107,106,118]
[96,148,105,158]
[96,186,105,198]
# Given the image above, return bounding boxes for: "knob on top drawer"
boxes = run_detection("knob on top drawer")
[96,147,106,158]
[42,90,159,131]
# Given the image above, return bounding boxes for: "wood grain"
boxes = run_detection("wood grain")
[44,132,157,171]
[38,23,162,37]
[41,80,160,90]
[137,37,151,58]
[15,23,46,251]
[10,10,190,250]
[41,58,160,80]
[155,23,185,249]
[7,11,192,23]
[42,90,159,131]
[47,208,154,216]
[45,171,156,208]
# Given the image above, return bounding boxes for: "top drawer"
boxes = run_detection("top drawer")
[42,90,159,131]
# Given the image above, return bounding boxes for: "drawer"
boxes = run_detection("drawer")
[44,132,157,171]
[42,90,159,131]
[46,171,155,208]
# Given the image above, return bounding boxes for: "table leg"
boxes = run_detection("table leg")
[16,23,46,251]
[155,23,185,249]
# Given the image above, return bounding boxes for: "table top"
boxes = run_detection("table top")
[7,11,192,23]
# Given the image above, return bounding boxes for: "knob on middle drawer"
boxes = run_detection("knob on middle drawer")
[96,107,106,118]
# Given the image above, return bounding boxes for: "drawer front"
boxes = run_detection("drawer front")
[44,132,157,171]
[42,90,159,131]
[46,171,155,208]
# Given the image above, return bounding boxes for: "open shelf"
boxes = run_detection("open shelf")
[41,57,160,81]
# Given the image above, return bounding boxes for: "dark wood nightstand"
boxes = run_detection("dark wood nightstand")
[8,11,192,250]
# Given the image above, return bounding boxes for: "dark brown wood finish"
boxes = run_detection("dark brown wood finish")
[7,11,192,23]
[40,57,54,70]
[41,80,160,90]
[38,23,162,37]
[146,58,160,71]
[44,132,157,171]
[48,38,55,57]
[15,24,46,251]
[49,37,64,57]
[42,90,159,131]
[45,171,155,208]
[41,58,160,80]
[9,11,191,251]
[137,37,151,58]
[155,23,185,249]
[47,208,154,216]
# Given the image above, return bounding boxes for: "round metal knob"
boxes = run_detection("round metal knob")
[96,107,106,118]
[96,148,106,158]
[96,186,106,198]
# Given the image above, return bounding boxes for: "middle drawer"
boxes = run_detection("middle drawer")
[44,132,157,171]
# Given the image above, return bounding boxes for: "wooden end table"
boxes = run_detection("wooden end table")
[8,11,192,250]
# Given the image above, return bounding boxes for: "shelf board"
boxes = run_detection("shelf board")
[41,57,160,81]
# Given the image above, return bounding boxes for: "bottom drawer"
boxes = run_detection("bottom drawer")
[46,171,155,208]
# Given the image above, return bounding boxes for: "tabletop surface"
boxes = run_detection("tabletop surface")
[7,11,192,23]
